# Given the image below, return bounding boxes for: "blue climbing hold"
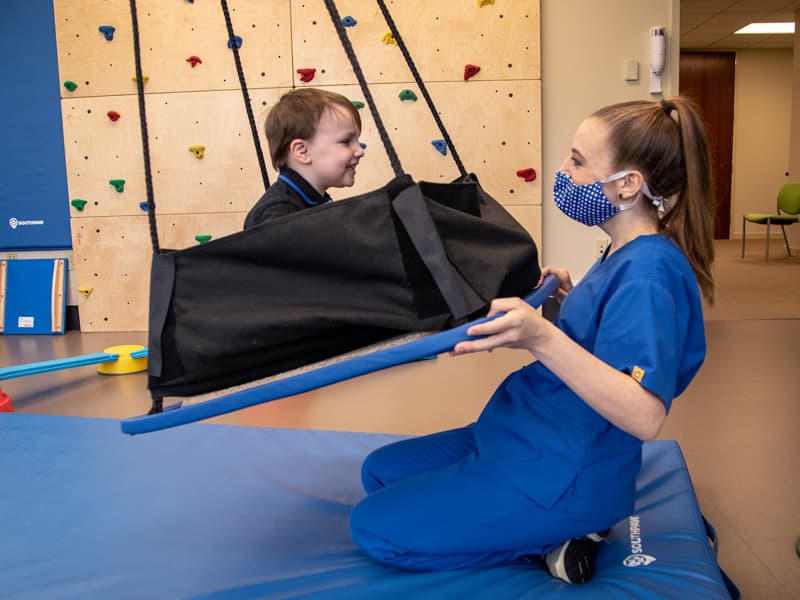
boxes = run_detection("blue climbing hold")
[360,142,367,150]
[139,202,149,212]
[432,140,447,156]
[342,16,357,27]
[227,35,243,49]
[98,26,115,41]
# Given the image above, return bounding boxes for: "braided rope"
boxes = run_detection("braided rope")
[129,0,160,253]
[375,0,467,177]
[220,0,270,191]
[323,0,403,176]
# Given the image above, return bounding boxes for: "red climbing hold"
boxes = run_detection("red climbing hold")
[464,64,481,81]
[107,110,121,122]
[297,68,316,83]
[187,55,202,68]
[516,168,537,182]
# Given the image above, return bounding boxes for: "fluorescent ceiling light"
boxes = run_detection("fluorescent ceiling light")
[735,22,795,34]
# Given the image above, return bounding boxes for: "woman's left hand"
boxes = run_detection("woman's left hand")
[452,297,549,356]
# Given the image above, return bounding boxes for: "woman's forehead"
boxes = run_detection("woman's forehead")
[572,117,609,159]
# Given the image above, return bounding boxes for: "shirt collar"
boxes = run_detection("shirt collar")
[278,167,332,206]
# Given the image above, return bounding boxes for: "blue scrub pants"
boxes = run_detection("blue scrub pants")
[349,425,605,571]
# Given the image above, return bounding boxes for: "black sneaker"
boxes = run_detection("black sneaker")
[544,531,607,584]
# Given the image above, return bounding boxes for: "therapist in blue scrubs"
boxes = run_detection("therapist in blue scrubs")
[349,97,716,584]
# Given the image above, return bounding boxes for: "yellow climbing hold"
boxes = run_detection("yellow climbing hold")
[77,287,94,299]
[97,344,148,375]
[132,74,149,85]
[382,31,397,45]
[188,145,205,159]
[478,0,496,6]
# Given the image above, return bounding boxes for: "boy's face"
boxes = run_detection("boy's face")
[301,107,364,195]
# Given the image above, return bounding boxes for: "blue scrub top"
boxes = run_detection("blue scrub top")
[474,234,705,522]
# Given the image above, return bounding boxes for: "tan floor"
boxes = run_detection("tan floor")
[2,239,799,598]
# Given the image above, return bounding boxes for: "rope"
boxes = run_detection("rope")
[375,0,467,177]
[220,0,270,191]
[323,0,403,176]
[129,0,160,253]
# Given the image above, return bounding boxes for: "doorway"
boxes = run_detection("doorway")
[679,51,735,239]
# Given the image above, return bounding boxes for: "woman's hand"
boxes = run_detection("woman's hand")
[539,266,573,300]
[452,297,552,356]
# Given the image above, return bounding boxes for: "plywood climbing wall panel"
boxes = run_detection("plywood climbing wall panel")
[291,0,540,86]
[54,0,542,332]
[54,0,293,97]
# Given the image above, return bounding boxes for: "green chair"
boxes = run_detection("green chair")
[742,182,800,261]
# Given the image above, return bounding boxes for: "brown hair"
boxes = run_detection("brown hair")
[592,97,715,304]
[266,88,362,169]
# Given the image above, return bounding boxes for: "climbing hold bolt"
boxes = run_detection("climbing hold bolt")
[186,55,202,67]
[227,35,243,49]
[77,287,94,299]
[399,89,418,102]
[432,140,448,156]
[297,68,316,83]
[188,145,205,159]
[352,100,365,109]
[342,16,357,27]
[464,64,481,81]
[139,202,149,212]
[70,199,88,211]
[382,31,397,45]
[516,168,537,182]
[195,234,212,244]
[64,80,78,92]
[107,110,121,121]
[109,179,125,193]
[98,25,115,41]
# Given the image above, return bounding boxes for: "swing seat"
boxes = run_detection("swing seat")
[147,173,539,402]
[0,413,738,599]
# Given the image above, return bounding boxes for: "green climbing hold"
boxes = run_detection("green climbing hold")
[352,100,365,109]
[70,199,88,211]
[109,179,125,192]
[399,89,418,102]
[64,80,78,92]
[195,234,212,244]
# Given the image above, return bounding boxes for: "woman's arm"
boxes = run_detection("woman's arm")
[452,298,667,441]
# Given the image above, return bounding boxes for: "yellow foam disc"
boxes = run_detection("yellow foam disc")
[97,344,148,375]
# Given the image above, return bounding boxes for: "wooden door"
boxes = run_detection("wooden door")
[679,51,735,239]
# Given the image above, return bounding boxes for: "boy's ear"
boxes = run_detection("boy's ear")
[288,139,312,164]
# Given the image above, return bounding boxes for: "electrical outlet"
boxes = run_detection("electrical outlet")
[595,239,609,258]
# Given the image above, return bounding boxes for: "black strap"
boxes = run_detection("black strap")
[323,0,404,177]
[375,0,467,178]
[220,0,270,192]
[392,185,483,321]
[129,0,160,253]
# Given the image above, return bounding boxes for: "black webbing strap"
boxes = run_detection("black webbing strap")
[129,0,160,253]
[323,0,404,177]
[220,0,270,192]
[375,0,468,178]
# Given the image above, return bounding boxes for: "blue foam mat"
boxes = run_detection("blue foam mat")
[1,413,734,599]
[122,276,560,435]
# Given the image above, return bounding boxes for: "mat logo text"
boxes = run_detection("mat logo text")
[623,515,657,568]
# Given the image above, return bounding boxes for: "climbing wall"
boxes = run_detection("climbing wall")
[54,0,541,331]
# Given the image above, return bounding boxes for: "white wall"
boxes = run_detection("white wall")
[731,49,794,247]
[541,0,679,278]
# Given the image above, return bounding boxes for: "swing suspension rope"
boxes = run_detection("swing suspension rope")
[128,0,271,254]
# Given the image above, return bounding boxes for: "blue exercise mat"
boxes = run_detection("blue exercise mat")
[0,413,736,599]
[121,275,560,435]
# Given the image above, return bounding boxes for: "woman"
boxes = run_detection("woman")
[349,97,715,584]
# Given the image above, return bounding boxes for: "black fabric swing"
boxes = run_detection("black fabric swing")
[132,0,540,407]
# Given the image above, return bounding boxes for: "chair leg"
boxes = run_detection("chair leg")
[766,219,771,262]
[741,218,746,257]
[780,224,791,257]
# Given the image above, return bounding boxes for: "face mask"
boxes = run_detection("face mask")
[553,170,637,227]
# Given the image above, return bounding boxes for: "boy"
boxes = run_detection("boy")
[244,88,365,228]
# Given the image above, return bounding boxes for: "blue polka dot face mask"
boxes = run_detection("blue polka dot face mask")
[553,170,636,227]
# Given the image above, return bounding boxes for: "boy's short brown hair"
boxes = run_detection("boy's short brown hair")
[266,88,362,168]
